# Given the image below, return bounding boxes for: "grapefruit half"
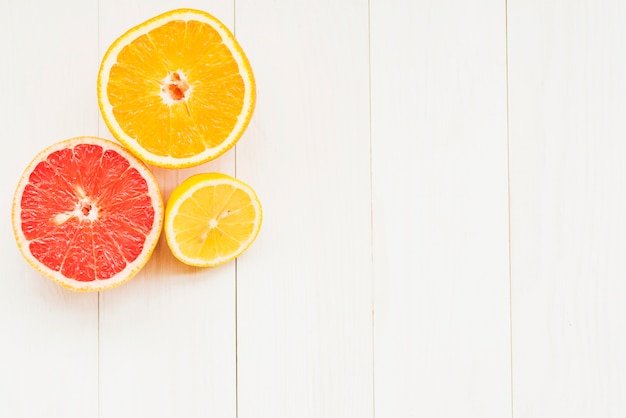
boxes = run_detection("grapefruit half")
[12,137,164,292]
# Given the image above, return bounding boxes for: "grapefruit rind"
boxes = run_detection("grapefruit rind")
[11,137,164,292]
[164,173,262,267]
[97,8,256,168]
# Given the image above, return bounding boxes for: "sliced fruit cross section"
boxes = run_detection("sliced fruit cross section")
[165,172,262,267]
[12,137,164,292]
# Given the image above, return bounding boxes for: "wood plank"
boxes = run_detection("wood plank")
[0,0,99,417]
[234,1,373,417]
[370,1,511,416]
[508,1,626,416]
[97,2,237,417]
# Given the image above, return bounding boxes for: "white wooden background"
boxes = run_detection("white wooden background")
[1,0,625,417]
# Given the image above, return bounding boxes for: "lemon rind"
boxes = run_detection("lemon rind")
[164,173,262,267]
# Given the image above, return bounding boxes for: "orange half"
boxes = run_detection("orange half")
[98,8,256,168]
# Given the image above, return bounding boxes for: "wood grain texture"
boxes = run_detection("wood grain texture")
[370,1,511,416]
[0,1,99,417]
[234,1,374,417]
[509,1,626,416]
[97,2,237,417]
[6,1,626,416]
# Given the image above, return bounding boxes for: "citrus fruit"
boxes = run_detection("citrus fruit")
[12,137,164,292]
[165,173,262,267]
[97,8,256,168]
